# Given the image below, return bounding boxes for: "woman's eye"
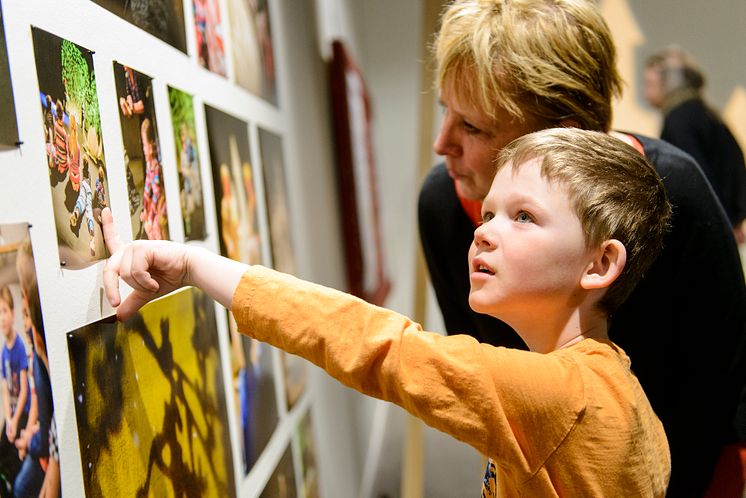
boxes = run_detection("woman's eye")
[515,211,533,223]
[463,121,480,133]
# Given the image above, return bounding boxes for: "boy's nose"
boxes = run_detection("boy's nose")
[473,222,493,248]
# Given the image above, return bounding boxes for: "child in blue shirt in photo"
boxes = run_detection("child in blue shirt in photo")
[0,285,29,495]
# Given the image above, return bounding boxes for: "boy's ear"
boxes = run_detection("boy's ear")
[581,239,627,290]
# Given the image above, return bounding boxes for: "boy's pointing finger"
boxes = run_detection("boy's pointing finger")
[101,207,121,254]
[101,207,122,307]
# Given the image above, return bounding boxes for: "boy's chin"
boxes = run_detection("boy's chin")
[468,293,490,315]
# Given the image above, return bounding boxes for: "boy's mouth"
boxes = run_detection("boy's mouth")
[472,257,495,275]
[476,264,494,275]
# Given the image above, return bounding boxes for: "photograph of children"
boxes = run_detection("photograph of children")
[0,1,19,148]
[227,314,278,476]
[90,0,187,53]
[0,223,62,497]
[258,128,306,409]
[226,0,277,104]
[167,86,206,241]
[114,63,170,241]
[259,444,297,498]
[192,0,226,76]
[298,411,319,498]
[204,105,261,265]
[204,106,279,474]
[32,28,111,269]
[67,288,236,498]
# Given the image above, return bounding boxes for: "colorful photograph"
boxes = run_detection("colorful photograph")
[168,86,206,241]
[0,1,19,148]
[32,28,110,269]
[226,0,277,104]
[67,288,235,498]
[204,105,278,474]
[114,63,170,241]
[259,444,297,498]
[192,0,226,76]
[258,128,306,408]
[298,411,319,498]
[227,314,278,475]
[0,223,62,497]
[91,0,187,53]
[204,105,261,264]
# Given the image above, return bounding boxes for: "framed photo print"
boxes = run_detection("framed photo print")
[329,40,389,306]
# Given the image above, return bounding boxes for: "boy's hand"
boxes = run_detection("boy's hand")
[102,208,190,321]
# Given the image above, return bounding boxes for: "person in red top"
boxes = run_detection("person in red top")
[416,2,746,495]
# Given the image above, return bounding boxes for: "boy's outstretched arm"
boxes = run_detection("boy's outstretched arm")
[101,207,247,320]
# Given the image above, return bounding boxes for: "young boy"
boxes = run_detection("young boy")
[0,285,29,493]
[102,129,672,496]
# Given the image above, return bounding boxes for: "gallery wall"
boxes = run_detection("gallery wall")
[0,0,366,496]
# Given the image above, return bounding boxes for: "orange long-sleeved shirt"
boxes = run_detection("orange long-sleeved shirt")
[232,266,670,497]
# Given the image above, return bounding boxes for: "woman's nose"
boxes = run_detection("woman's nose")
[433,118,460,157]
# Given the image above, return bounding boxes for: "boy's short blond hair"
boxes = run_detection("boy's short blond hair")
[435,0,623,132]
[496,129,671,313]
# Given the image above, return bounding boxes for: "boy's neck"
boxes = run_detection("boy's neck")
[509,307,610,353]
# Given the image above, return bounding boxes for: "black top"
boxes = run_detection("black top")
[418,134,746,497]
[662,98,746,226]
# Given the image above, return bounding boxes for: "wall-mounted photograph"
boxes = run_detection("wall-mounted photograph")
[32,28,110,269]
[0,223,61,497]
[90,0,187,53]
[192,0,226,76]
[258,128,307,409]
[329,40,389,305]
[258,127,293,274]
[168,86,206,241]
[226,0,277,104]
[204,105,278,475]
[0,1,19,148]
[204,104,261,264]
[67,288,235,498]
[259,443,297,498]
[227,314,278,476]
[114,63,170,241]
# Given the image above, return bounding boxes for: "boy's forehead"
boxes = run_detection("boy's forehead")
[494,156,540,181]
[488,156,565,196]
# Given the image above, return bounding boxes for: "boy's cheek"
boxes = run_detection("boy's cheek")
[467,242,478,268]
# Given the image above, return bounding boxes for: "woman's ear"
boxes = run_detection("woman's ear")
[581,239,627,290]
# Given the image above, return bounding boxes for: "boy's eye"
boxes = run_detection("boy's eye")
[482,212,494,223]
[515,211,534,223]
